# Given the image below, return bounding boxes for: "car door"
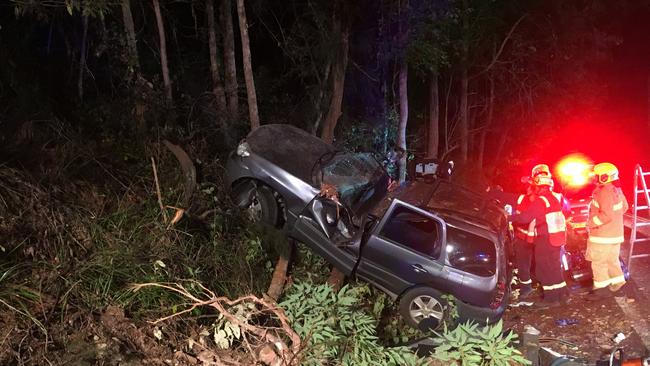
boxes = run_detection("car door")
[290,196,359,275]
[355,200,447,297]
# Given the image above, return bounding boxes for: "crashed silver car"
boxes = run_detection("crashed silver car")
[226,124,510,329]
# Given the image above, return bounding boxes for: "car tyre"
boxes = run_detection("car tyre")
[243,184,282,227]
[399,287,448,331]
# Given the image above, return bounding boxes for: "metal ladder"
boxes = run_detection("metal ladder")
[628,164,650,274]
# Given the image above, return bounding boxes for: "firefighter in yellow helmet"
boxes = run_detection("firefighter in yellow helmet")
[586,162,629,299]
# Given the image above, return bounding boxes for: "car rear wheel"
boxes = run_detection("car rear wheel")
[242,184,282,227]
[399,287,447,331]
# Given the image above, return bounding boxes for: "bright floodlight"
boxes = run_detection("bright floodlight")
[556,154,592,187]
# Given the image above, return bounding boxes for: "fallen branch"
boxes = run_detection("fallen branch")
[131,281,302,366]
[150,157,168,223]
[162,140,196,207]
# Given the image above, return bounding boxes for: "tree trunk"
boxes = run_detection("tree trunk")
[221,0,239,120]
[77,14,88,103]
[320,17,349,144]
[153,0,172,104]
[477,77,495,170]
[121,0,139,75]
[459,0,469,162]
[397,60,408,183]
[427,71,439,159]
[206,0,228,115]
[311,60,332,135]
[236,0,260,130]
[494,125,509,164]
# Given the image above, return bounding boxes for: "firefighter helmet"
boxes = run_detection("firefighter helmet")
[531,164,551,177]
[593,162,619,184]
[532,174,554,187]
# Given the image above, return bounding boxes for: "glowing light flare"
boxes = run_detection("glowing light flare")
[555,154,593,187]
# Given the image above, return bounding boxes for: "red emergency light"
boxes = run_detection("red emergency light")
[555,154,593,187]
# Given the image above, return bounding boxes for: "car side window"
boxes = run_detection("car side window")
[446,226,496,277]
[379,205,442,258]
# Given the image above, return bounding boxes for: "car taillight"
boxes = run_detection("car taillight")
[490,280,506,309]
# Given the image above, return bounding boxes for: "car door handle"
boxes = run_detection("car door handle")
[411,264,429,274]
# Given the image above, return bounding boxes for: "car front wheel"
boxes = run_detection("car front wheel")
[240,184,282,227]
[399,287,447,331]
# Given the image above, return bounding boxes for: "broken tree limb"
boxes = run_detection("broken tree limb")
[151,157,169,223]
[131,282,302,366]
[162,140,196,207]
[266,239,296,301]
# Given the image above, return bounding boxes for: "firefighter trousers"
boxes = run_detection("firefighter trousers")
[585,242,625,290]
[534,237,567,302]
[514,238,534,285]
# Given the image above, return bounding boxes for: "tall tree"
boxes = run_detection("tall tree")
[319,2,349,144]
[121,0,139,75]
[221,0,239,120]
[236,0,260,130]
[77,14,89,103]
[427,70,439,158]
[397,60,409,183]
[153,0,172,104]
[458,0,469,162]
[206,0,227,114]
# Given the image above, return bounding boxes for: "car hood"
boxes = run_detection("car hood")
[246,124,336,184]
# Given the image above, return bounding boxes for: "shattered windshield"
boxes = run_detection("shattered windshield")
[313,152,389,214]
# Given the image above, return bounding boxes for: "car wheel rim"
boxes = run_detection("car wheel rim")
[247,195,263,221]
[409,295,444,324]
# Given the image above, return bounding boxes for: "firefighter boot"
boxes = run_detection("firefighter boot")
[586,287,612,301]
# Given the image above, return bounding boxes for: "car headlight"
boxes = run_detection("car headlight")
[236,141,251,157]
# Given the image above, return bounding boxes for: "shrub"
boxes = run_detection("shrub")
[431,320,531,366]
[280,282,423,366]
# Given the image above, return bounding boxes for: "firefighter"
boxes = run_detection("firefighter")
[512,183,537,298]
[512,164,553,299]
[586,162,629,299]
[509,173,569,308]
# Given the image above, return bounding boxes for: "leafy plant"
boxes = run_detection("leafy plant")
[280,282,423,366]
[431,320,530,366]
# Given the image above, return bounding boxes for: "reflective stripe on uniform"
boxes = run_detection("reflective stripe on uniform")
[542,281,567,291]
[519,279,532,285]
[610,275,626,285]
[517,194,525,205]
[589,235,624,244]
[539,196,551,208]
[613,201,624,211]
[592,216,603,226]
[593,279,611,289]
[546,211,566,233]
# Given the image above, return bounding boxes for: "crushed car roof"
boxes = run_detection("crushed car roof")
[371,180,507,233]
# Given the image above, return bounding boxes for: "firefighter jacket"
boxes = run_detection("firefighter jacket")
[510,190,567,246]
[587,184,629,244]
[514,194,536,243]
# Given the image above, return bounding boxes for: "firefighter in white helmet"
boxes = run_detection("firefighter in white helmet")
[511,164,551,298]
[510,170,569,308]
[586,162,629,299]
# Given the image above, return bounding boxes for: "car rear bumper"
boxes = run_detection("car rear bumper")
[455,292,508,325]
[456,302,506,325]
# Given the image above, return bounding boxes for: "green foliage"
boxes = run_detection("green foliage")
[280,282,423,366]
[442,294,460,321]
[431,320,530,366]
